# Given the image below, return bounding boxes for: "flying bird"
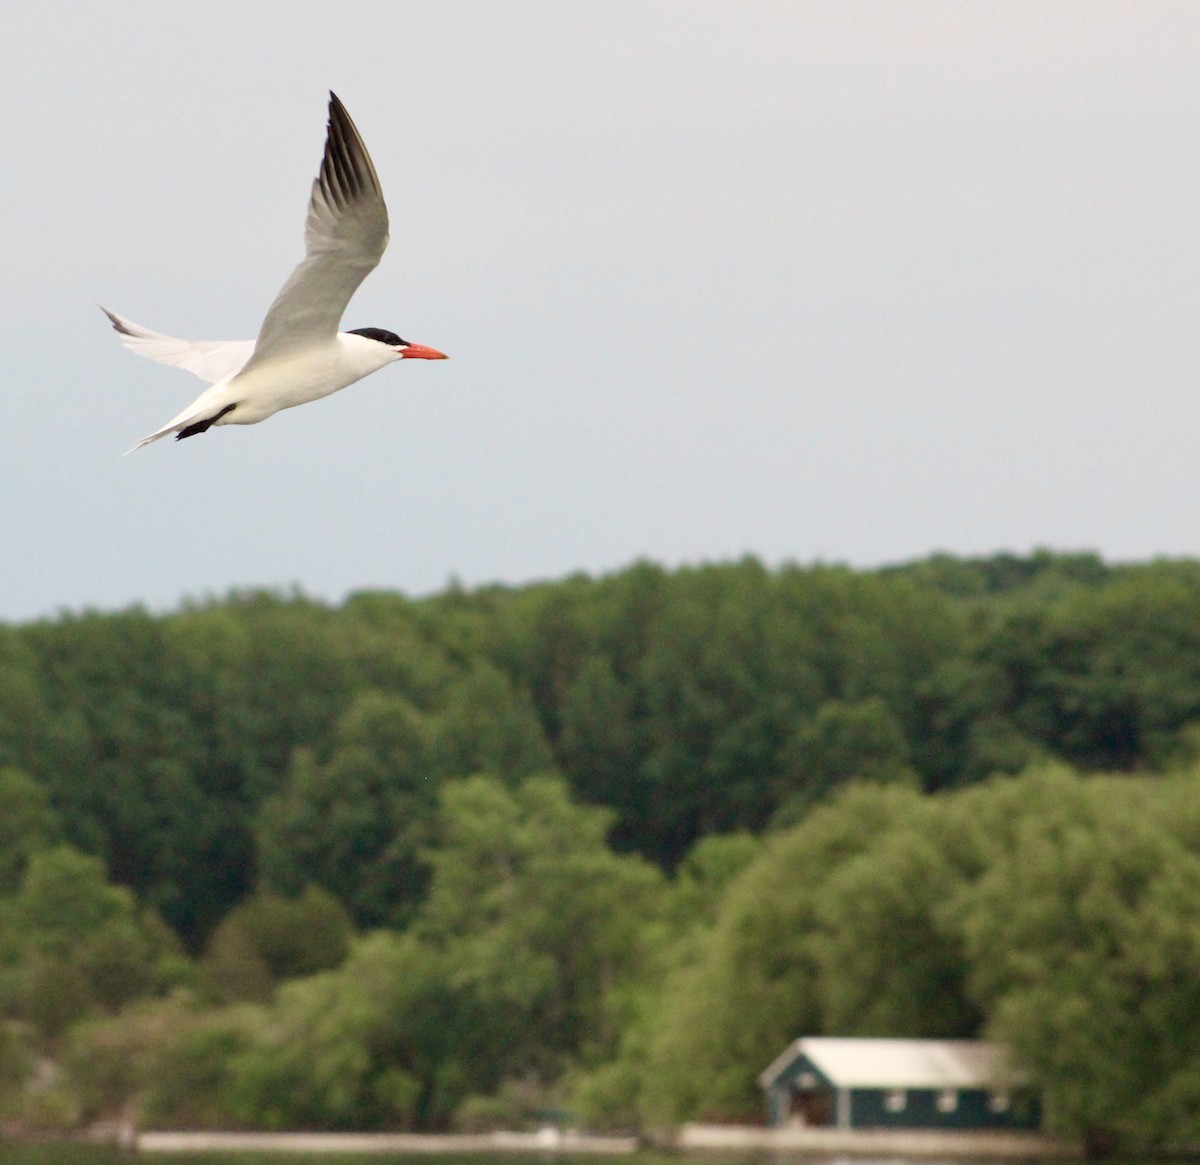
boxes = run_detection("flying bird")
[104,92,447,452]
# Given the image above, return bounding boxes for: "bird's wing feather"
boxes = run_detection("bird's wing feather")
[101,308,254,384]
[239,93,389,372]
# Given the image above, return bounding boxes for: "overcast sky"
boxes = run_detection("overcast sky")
[3,3,1199,621]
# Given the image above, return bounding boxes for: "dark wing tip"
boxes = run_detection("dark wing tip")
[317,91,381,211]
[99,305,131,335]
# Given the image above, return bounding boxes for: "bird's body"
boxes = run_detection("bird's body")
[105,93,447,452]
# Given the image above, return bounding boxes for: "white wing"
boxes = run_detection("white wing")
[239,92,389,373]
[101,307,254,385]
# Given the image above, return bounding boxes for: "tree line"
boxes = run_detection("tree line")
[2,551,1200,1150]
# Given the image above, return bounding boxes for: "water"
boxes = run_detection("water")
[0,1151,1099,1165]
[0,1148,126,1165]
[0,1152,685,1165]
[0,1151,668,1165]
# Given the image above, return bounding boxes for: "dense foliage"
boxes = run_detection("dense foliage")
[2,552,1200,1150]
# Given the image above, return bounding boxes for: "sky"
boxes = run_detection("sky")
[3,2,1200,622]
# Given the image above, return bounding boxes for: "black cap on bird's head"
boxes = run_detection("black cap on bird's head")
[347,327,448,359]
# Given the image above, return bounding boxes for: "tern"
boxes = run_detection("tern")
[104,92,447,452]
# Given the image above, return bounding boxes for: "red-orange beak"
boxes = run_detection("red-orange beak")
[401,342,449,360]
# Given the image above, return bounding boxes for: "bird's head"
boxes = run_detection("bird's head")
[347,327,448,361]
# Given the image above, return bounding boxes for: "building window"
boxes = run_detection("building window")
[988,1092,1011,1113]
[884,1089,907,1113]
[937,1089,958,1113]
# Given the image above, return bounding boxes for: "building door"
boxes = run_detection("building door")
[789,1087,834,1127]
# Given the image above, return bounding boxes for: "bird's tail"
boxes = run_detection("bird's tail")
[125,406,208,453]
[125,401,239,453]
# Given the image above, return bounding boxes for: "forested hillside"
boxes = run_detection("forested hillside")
[2,552,1200,1149]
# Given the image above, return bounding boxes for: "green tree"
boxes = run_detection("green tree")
[0,767,60,891]
[558,657,639,815]
[258,691,438,928]
[0,846,182,1038]
[420,774,666,1081]
[203,886,353,1003]
[224,932,464,1130]
[774,696,916,821]
[958,765,1200,1153]
[667,832,761,934]
[975,568,1200,772]
[60,994,253,1128]
[810,820,978,1037]
[0,628,47,778]
[429,663,555,782]
[636,783,928,1124]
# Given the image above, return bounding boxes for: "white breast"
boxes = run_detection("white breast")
[223,333,399,425]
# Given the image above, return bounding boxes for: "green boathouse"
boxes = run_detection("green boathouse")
[758,1038,1039,1131]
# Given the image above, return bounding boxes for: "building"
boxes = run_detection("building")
[759,1038,1039,1131]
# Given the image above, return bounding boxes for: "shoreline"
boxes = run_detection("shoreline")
[675,1123,1080,1159]
[134,1129,641,1154]
[123,1124,1079,1158]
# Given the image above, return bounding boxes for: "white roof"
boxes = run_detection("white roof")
[759,1038,1013,1090]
